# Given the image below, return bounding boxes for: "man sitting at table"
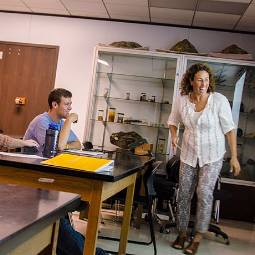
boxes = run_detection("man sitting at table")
[24,88,108,255]
[24,88,81,155]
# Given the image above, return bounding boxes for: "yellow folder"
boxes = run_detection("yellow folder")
[42,153,114,172]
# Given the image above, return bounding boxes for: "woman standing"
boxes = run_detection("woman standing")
[168,63,240,255]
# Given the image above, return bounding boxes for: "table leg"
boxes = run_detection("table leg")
[83,184,103,255]
[118,180,136,255]
[51,220,60,255]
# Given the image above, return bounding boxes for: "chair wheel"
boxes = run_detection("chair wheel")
[165,229,171,234]
[226,240,230,245]
[159,226,170,234]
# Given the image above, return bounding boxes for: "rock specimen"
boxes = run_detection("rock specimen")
[110,131,147,150]
[221,44,248,54]
[170,39,198,53]
[109,41,142,49]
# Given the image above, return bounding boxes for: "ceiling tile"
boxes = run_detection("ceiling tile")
[149,0,197,10]
[211,0,250,2]
[69,9,109,18]
[105,1,149,21]
[61,0,104,10]
[104,0,148,6]
[0,0,26,6]
[23,0,65,9]
[0,0,30,11]
[235,20,255,32]
[193,11,240,29]
[197,0,249,15]
[30,8,69,15]
[62,0,108,17]
[0,5,30,12]
[106,4,149,18]
[242,3,255,17]
[151,7,193,25]
[110,14,149,22]
[0,0,254,33]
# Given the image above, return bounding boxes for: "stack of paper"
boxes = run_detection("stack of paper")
[64,149,104,156]
[42,153,114,172]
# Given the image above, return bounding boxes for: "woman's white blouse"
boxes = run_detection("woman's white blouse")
[168,92,235,167]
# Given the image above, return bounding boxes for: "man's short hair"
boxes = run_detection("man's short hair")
[48,88,72,109]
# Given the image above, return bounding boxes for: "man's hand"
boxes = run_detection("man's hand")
[23,139,39,148]
[67,113,78,123]
[58,113,80,151]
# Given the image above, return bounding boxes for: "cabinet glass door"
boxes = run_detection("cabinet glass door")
[238,66,255,183]
[185,57,255,183]
[87,48,181,172]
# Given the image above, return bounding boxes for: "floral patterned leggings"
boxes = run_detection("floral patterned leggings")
[177,159,223,233]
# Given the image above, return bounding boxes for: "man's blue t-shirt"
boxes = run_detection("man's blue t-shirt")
[24,112,78,156]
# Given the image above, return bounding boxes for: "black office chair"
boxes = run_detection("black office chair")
[99,160,162,255]
[154,156,230,244]
[152,155,180,233]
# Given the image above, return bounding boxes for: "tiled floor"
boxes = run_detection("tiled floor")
[73,211,255,255]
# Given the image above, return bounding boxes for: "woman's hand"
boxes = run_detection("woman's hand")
[172,136,178,149]
[230,156,241,176]
[169,125,179,153]
[225,130,240,176]
[23,139,39,148]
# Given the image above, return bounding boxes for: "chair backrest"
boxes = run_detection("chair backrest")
[143,161,162,197]
[165,155,180,184]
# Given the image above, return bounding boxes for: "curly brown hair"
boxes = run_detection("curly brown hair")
[180,63,215,95]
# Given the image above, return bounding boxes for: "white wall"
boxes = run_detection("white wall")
[1,12,255,141]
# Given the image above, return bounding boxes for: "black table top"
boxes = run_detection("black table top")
[0,184,80,254]
[0,150,153,182]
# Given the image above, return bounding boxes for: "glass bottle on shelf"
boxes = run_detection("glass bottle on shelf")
[97,109,104,121]
[117,113,124,123]
[108,107,116,122]
[140,93,147,101]
[157,138,166,154]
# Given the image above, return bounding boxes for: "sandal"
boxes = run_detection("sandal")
[171,234,187,250]
[184,240,200,255]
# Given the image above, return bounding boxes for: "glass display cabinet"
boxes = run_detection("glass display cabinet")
[85,46,255,186]
[84,46,182,172]
[182,55,255,186]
